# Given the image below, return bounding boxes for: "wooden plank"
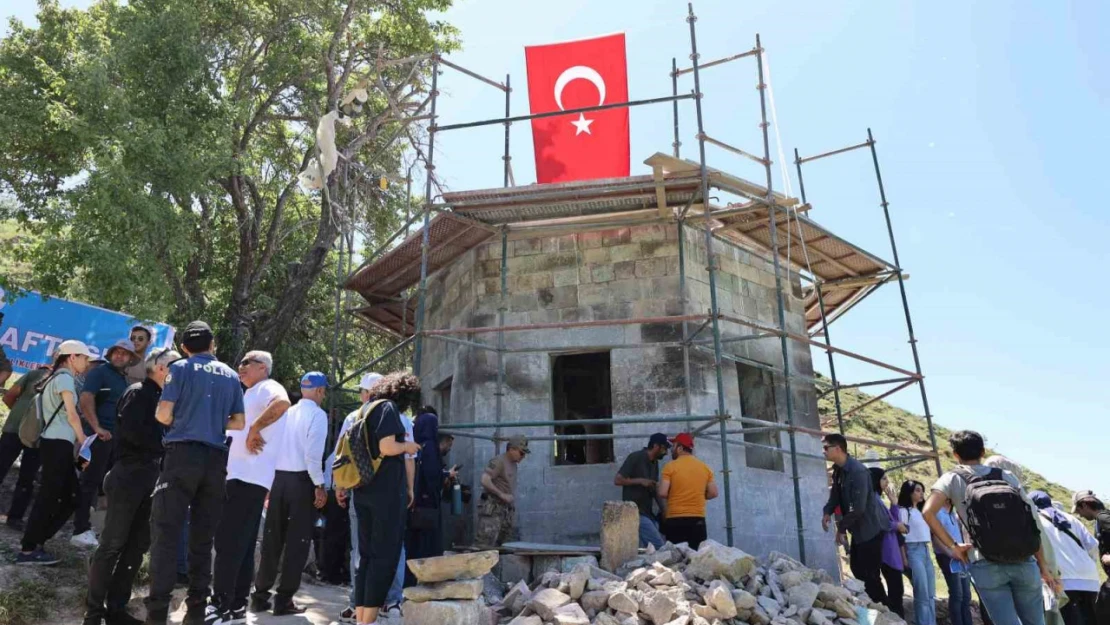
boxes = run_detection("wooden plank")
[643,152,800,207]
[652,165,670,218]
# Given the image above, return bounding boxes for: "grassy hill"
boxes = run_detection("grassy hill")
[816,374,1073,504]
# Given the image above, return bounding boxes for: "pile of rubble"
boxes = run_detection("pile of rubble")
[493,540,905,625]
[403,550,502,624]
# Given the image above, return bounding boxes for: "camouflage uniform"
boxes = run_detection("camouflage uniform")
[476,439,528,547]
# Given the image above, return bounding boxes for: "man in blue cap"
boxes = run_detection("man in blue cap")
[145,321,245,625]
[250,372,329,617]
[614,433,671,549]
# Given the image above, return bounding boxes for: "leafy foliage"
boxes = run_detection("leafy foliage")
[0,0,457,384]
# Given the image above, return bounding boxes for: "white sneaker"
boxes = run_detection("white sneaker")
[70,529,99,548]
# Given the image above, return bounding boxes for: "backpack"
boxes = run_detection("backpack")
[18,371,70,449]
[955,466,1041,563]
[332,399,386,490]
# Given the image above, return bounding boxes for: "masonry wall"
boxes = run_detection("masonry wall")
[415,222,838,576]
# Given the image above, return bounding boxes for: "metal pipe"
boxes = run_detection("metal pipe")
[692,344,821,387]
[687,3,734,547]
[434,93,697,132]
[678,221,693,419]
[444,176,703,212]
[411,53,439,376]
[702,434,827,462]
[757,33,806,564]
[496,227,508,455]
[796,146,845,435]
[692,332,777,345]
[672,58,682,158]
[728,415,937,457]
[334,335,415,387]
[886,457,930,473]
[504,340,689,354]
[839,378,916,419]
[503,74,512,187]
[820,377,915,394]
[673,47,761,76]
[700,133,769,165]
[437,429,499,443]
[443,413,723,430]
[422,313,708,336]
[868,128,941,476]
[796,140,872,164]
[421,333,499,352]
[436,56,509,92]
[346,209,424,281]
[685,317,713,344]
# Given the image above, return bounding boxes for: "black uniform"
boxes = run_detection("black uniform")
[85,379,164,624]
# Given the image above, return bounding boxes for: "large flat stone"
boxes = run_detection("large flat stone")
[600,501,639,572]
[403,579,484,602]
[684,540,756,584]
[498,553,533,585]
[552,602,591,625]
[403,599,485,625]
[530,587,572,621]
[407,550,499,584]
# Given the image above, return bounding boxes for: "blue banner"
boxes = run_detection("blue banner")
[0,288,176,374]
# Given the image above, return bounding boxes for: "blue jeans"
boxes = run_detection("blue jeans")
[348,502,358,608]
[386,544,405,606]
[969,558,1045,625]
[639,514,664,549]
[938,552,973,625]
[907,543,937,625]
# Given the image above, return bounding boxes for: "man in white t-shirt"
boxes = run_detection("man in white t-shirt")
[207,351,291,624]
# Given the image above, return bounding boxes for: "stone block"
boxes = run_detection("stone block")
[554,269,579,287]
[631,225,667,242]
[582,247,611,265]
[497,554,532,585]
[552,602,590,625]
[508,616,542,625]
[530,588,573,621]
[640,240,678,258]
[403,579,484,602]
[407,550,499,584]
[591,264,616,283]
[609,243,642,263]
[578,231,604,249]
[602,228,631,246]
[403,599,485,625]
[614,260,636,279]
[635,258,669,278]
[536,251,579,271]
[538,285,578,309]
[514,238,544,256]
[599,501,638,573]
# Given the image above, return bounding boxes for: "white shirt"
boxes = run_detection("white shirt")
[1038,509,1101,592]
[401,412,415,460]
[899,507,932,543]
[227,379,290,490]
[275,398,329,486]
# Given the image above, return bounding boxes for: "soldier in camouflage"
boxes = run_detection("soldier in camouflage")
[477,434,529,547]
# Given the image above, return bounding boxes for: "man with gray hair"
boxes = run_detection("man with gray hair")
[205,351,291,624]
[84,347,181,625]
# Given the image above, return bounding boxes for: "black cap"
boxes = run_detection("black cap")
[648,433,672,449]
[181,320,213,342]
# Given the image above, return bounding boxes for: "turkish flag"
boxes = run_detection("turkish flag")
[525,33,630,184]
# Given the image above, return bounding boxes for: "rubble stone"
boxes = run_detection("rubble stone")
[594,614,623,625]
[842,579,865,594]
[609,590,641,614]
[602,501,641,572]
[830,599,856,619]
[817,584,852,604]
[508,616,542,625]
[504,580,532,614]
[785,582,819,611]
[552,602,591,625]
[684,540,756,584]
[733,589,758,610]
[403,578,484,602]
[499,554,533,585]
[641,591,678,624]
[758,596,782,619]
[407,550,499,584]
[568,563,591,600]
[531,588,573,621]
[704,581,737,618]
[581,590,613,613]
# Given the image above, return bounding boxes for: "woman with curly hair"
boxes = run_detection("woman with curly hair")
[352,371,421,625]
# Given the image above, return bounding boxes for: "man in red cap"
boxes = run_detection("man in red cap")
[657,433,717,549]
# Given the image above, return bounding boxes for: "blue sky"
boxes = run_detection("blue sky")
[7,1,1108,495]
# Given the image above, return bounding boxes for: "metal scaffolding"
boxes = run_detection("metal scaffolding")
[335,2,940,564]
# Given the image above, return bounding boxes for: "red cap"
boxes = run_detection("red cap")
[671,433,695,449]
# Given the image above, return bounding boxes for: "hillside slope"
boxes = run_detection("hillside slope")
[816,375,1073,504]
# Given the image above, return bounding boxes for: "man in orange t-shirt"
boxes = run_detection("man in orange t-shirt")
[657,433,717,549]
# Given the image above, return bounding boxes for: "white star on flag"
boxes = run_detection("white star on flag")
[570,113,594,135]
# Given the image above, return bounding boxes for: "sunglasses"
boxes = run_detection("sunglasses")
[238,358,262,367]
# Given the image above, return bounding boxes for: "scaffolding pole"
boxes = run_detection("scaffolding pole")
[795,147,845,435]
[412,53,439,376]
[756,33,807,564]
[867,129,941,476]
[687,2,735,547]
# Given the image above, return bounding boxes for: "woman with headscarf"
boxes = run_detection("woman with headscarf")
[1030,490,1100,625]
[869,467,906,617]
[405,407,451,572]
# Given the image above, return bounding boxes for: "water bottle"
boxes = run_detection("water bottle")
[451,480,463,515]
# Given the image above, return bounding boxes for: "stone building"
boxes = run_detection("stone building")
[347,154,897,577]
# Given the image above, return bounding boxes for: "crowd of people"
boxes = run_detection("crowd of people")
[0,319,519,625]
[822,430,1110,625]
[0,320,1108,625]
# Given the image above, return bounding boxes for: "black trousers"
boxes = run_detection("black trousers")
[353,485,405,609]
[661,516,708,550]
[22,438,78,551]
[211,479,267,610]
[319,489,350,584]
[85,460,159,618]
[1096,581,1110,625]
[0,431,40,523]
[253,471,316,602]
[881,563,905,617]
[75,436,115,535]
[146,442,227,616]
[849,532,888,606]
[1062,590,1098,625]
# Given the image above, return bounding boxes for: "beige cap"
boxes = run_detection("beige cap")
[1072,489,1101,512]
[56,340,92,358]
[359,372,384,391]
[507,434,530,454]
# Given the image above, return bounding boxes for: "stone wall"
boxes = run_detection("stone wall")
[414,222,838,576]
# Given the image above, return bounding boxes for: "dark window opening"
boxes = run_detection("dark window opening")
[552,352,614,465]
[737,363,784,472]
[436,377,453,425]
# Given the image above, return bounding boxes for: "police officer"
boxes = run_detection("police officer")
[144,322,245,625]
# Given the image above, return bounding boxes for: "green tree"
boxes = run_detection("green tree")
[0,0,456,375]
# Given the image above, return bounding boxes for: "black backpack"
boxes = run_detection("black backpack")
[955,467,1041,563]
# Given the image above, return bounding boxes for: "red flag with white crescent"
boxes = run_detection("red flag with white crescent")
[525,33,630,184]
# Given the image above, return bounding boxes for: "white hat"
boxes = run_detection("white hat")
[359,372,384,391]
[56,340,92,358]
